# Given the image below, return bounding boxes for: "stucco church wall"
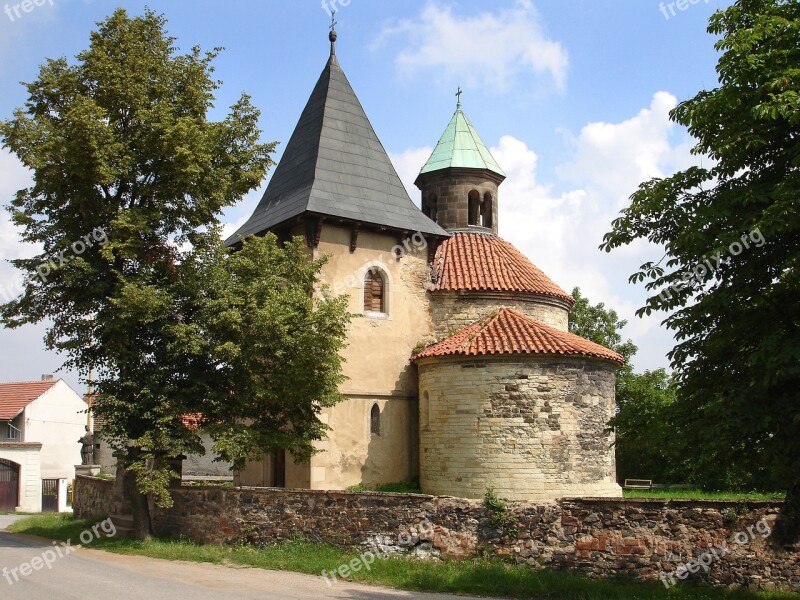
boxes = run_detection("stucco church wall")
[430,292,570,337]
[315,224,433,397]
[418,356,621,501]
[312,395,418,489]
[308,224,432,488]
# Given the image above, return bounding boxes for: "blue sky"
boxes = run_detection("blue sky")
[0,0,731,393]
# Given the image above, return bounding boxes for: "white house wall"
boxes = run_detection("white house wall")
[0,442,42,512]
[23,380,87,479]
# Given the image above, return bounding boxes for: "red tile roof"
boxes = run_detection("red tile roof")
[0,380,59,420]
[431,232,574,304]
[412,308,624,364]
[181,413,204,430]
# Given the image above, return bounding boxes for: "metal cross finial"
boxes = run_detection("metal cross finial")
[456,87,463,108]
[328,10,338,55]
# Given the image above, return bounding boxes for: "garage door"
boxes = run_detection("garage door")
[0,459,19,511]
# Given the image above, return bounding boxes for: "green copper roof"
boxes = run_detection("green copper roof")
[418,105,505,178]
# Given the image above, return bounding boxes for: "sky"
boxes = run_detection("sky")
[0,0,732,394]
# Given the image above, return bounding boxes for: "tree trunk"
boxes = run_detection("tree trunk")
[775,480,800,547]
[123,466,153,541]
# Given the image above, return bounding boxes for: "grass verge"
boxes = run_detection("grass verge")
[623,490,784,501]
[8,514,798,600]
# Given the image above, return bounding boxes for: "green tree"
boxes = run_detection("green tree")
[611,368,681,484]
[569,287,638,373]
[600,0,799,540]
[569,288,680,483]
[0,9,350,539]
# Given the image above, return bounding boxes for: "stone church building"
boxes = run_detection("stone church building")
[228,28,623,501]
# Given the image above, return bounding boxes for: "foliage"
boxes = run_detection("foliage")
[374,480,422,494]
[610,368,682,483]
[344,481,423,493]
[622,489,784,501]
[0,8,350,536]
[10,514,798,600]
[483,488,517,540]
[599,0,800,537]
[569,288,682,483]
[569,287,638,376]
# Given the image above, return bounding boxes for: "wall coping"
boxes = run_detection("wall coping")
[561,496,784,507]
[0,442,42,449]
[76,476,783,508]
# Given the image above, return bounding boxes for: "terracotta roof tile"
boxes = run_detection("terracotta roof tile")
[412,308,624,364]
[431,232,573,304]
[0,380,59,420]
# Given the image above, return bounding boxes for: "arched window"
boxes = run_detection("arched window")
[370,403,381,435]
[481,192,493,228]
[427,194,438,222]
[421,391,430,430]
[364,268,386,314]
[468,190,481,226]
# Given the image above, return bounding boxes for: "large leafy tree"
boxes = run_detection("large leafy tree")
[1,9,350,539]
[601,0,800,540]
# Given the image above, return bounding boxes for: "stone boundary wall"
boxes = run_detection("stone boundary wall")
[74,475,799,591]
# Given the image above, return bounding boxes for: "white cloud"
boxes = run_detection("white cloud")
[389,146,433,206]
[557,91,689,204]
[374,1,568,93]
[391,92,705,373]
[0,148,35,260]
[0,148,82,391]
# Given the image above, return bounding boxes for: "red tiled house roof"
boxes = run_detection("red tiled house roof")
[412,308,624,364]
[0,380,59,420]
[431,232,574,305]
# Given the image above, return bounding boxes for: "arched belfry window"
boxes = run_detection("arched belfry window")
[427,193,438,222]
[370,403,381,435]
[468,190,481,226]
[482,192,493,228]
[364,268,386,314]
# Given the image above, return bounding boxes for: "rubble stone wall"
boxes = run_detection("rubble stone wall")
[74,476,797,591]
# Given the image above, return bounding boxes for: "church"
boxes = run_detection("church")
[228,26,623,501]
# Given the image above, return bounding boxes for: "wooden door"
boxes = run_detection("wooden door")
[0,460,19,511]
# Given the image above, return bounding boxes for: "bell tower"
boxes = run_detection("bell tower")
[414,91,505,234]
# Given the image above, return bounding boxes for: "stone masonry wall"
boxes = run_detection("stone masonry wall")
[418,356,621,501]
[430,292,570,338]
[416,168,500,233]
[74,476,799,592]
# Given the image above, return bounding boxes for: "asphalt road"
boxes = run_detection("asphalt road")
[0,524,490,600]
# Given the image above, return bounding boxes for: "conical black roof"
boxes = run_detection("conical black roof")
[225,50,447,245]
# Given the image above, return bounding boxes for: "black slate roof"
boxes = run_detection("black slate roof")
[225,52,448,246]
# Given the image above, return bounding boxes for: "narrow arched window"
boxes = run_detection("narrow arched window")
[421,391,430,430]
[482,192,493,228]
[428,194,438,222]
[370,403,381,435]
[364,268,385,313]
[468,190,481,225]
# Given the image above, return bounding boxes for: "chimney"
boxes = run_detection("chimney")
[41,374,54,381]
